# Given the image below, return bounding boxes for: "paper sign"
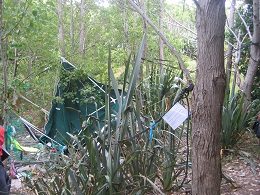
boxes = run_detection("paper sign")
[162,102,188,130]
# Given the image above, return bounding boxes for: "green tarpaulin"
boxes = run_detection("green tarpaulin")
[43,60,120,146]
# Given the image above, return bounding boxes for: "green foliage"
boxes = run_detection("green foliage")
[228,4,252,71]
[1,0,197,120]
[1,0,60,116]
[221,74,259,150]
[226,3,259,100]
[23,35,191,194]
[55,68,103,105]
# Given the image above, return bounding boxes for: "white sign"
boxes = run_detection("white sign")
[162,102,188,130]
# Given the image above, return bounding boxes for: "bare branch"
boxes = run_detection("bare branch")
[164,7,197,35]
[241,33,248,43]
[236,9,253,40]
[192,0,200,9]
[127,0,192,84]
[225,40,235,49]
[225,23,239,43]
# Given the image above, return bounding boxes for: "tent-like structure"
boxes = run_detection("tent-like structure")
[7,59,121,151]
[41,59,120,147]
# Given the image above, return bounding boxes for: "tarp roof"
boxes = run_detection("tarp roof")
[43,59,120,146]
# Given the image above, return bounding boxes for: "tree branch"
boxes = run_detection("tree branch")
[127,0,192,84]
[164,7,196,36]
[226,23,239,43]
[192,0,200,9]
[236,9,253,40]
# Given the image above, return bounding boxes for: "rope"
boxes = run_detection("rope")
[19,117,64,147]
[18,94,49,115]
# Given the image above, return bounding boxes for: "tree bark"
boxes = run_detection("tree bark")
[159,0,165,70]
[136,0,147,111]
[226,0,236,84]
[58,0,64,56]
[79,0,86,57]
[137,0,147,85]
[70,0,75,58]
[191,0,226,194]
[122,0,131,56]
[13,48,18,78]
[242,0,260,101]
[0,0,8,129]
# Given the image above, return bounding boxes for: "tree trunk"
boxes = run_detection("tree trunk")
[242,0,260,101]
[79,0,86,57]
[27,49,33,76]
[136,0,147,111]
[70,0,75,58]
[138,0,147,84]
[0,0,8,129]
[191,0,226,194]
[159,0,165,70]
[13,48,18,78]
[234,30,242,88]
[226,0,236,84]
[122,0,131,56]
[58,0,64,56]
[140,0,148,61]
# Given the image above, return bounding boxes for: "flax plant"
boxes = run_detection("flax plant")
[221,73,259,150]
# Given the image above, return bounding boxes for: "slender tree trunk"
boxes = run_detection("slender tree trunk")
[70,0,75,58]
[242,0,260,101]
[13,48,18,77]
[58,0,64,56]
[79,0,86,57]
[191,0,226,194]
[140,0,148,61]
[140,0,150,78]
[234,30,242,88]
[0,2,8,170]
[138,0,147,84]
[122,0,131,56]
[0,0,8,129]
[136,0,148,111]
[27,50,33,76]
[159,0,165,70]
[226,0,236,84]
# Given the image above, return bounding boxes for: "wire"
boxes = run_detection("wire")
[141,57,179,70]
[178,95,190,189]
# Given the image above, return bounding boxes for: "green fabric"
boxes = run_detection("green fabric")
[5,112,28,152]
[5,129,39,153]
[43,61,120,146]
[5,126,19,151]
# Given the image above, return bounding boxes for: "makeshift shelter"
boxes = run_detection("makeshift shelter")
[6,59,121,152]
[41,59,120,146]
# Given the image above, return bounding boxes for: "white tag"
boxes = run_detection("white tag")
[162,102,188,130]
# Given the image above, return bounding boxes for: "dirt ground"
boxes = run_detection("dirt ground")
[220,132,260,195]
[8,131,260,195]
